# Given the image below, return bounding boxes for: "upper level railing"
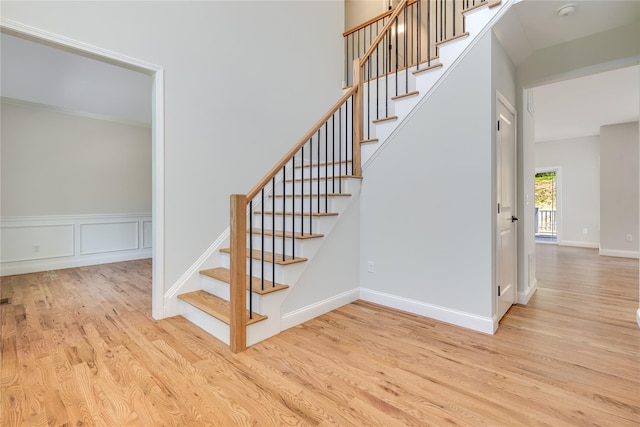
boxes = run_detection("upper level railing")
[228,0,492,352]
[344,0,487,88]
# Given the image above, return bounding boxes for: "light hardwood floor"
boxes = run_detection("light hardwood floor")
[1,245,639,426]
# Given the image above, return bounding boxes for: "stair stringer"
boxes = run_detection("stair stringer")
[360,0,512,166]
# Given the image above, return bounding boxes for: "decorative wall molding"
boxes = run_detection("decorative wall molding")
[1,97,152,128]
[359,288,497,334]
[0,213,151,276]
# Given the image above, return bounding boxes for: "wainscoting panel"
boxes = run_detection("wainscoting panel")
[0,213,151,276]
[1,224,74,262]
[143,220,152,248]
[80,221,139,255]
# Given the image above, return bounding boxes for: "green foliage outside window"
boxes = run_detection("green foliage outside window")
[535,172,556,209]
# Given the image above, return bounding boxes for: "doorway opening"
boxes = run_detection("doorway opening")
[1,23,165,319]
[535,170,557,243]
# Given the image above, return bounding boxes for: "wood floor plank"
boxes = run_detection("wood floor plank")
[1,248,639,426]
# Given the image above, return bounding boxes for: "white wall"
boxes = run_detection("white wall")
[1,1,345,307]
[536,136,600,247]
[600,121,639,258]
[359,31,494,332]
[1,100,152,216]
[0,100,152,275]
[282,198,360,321]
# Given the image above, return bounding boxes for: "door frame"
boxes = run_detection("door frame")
[495,91,517,321]
[534,166,562,244]
[1,19,166,319]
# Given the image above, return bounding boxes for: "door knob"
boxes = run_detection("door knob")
[511,216,519,222]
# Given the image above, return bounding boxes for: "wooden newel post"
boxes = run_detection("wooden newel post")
[230,194,247,353]
[353,58,363,177]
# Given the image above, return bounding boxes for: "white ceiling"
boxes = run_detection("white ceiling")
[0,33,152,124]
[533,65,639,142]
[498,0,640,66]
[494,0,640,142]
[1,1,638,140]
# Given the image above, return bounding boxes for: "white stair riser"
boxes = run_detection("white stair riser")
[179,301,230,345]
[200,275,280,313]
[371,119,398,142]
[282,178,359,195]
[392,94,421,118]
[220,254,283,282]
[293,164,355,180]
[464,3,497,36]
[248,234,304,258]
[251,213,326,234]
[415,65,445,92]
[271,193,353,213]
[268,196,337,213]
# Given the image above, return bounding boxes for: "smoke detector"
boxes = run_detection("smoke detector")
[556,4,576,17]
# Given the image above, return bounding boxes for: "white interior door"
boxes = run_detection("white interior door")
[496,97,517,321]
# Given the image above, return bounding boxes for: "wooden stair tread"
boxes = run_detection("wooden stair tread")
[200,267,288,295]
[270,193,352,199]
[248,228,324,240]
[220,248,307,265]
[372,116,398,124]
[412,63,443,75]
[360,138,379,144]
[391,91,419,101]
[254,211,338,217]
[178,291,267,325]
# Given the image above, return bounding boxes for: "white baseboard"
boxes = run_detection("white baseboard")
[559,240,599,249]
[0,250,151,276]
[281,288,360,331]
[359,288,496,334]
[599,249,640,259]
[518,279,537,305]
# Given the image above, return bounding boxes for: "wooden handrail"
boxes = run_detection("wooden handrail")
[358,0,409,68]
[343,0,417,37]
[246,85,357,201]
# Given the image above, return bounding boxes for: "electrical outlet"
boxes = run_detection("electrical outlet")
[583,228,588,234]
[626,234,633,242]
[367,261,374,273]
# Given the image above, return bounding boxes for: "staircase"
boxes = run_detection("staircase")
[174,0,506,352]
